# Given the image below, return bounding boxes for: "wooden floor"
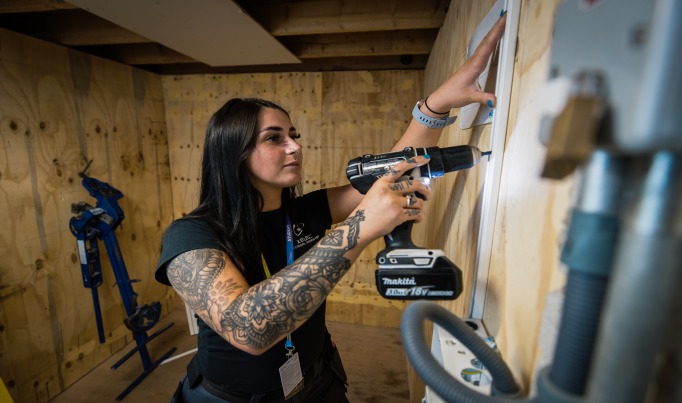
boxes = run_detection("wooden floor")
[48,306,411,403]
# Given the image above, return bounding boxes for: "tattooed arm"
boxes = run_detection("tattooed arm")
[167,211,363,355]
[167,159,430,355]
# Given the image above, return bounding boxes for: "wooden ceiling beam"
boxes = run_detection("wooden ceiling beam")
[240,0,449,36]
[282,29,437,59]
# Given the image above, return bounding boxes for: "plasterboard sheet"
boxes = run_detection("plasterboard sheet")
[66,0,301,67]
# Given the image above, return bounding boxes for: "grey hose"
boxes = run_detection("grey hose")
[549,150,624,395]
[549,270,608,394]
[401,301,525,402]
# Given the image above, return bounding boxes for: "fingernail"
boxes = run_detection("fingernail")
[500,9,507,17]
[423,154,431,159]
[487,99,494,108]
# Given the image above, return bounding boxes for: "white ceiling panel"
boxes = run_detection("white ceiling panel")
[65,0,301,67]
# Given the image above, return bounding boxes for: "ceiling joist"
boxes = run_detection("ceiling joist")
[283,29,437,59]
[251,0,449,36]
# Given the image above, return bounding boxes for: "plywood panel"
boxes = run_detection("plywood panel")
[319,70,419,186]
[0,28,176,403]
[1,29,86,402]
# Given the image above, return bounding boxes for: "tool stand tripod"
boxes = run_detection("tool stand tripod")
[69,164,176,401]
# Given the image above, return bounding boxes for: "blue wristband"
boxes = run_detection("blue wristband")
[412,100,457,129]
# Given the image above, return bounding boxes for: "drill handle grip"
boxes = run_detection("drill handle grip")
[384,220,418,250]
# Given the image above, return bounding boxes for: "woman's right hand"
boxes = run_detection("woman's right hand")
[352,155,432,243]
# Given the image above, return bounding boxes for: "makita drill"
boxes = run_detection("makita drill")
[346,145,490,300]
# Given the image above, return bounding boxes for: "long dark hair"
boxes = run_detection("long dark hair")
[185,98,296,284]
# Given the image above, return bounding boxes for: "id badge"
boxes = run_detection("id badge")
[279,352,304,399]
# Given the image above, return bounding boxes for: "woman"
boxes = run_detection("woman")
[156,14,506,403]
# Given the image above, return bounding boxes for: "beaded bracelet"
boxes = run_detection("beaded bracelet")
[424,96,450,115]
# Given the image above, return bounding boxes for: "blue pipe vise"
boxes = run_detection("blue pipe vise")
[69,161,176,401]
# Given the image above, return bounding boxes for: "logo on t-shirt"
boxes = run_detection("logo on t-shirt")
[293,222,320,249]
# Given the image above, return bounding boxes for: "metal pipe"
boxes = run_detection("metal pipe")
[586,152,682,403]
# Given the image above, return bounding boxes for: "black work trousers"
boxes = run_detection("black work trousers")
[171,346,349,403]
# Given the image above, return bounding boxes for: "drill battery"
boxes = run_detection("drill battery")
[375,248,463,300]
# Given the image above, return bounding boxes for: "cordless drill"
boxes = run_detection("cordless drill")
[346,145,491,300]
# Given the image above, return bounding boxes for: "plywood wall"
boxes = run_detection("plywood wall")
[406,0,573,401]
[0,29,177,403]
[484,0,572,390]
[162,70,424,328]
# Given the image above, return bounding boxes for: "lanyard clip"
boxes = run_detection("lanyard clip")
[285,334,295,359]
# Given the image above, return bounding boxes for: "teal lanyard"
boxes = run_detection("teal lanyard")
[284,214,294,266]
[261,213,295,352]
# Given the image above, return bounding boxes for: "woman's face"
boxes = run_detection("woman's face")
[246,107,303,195]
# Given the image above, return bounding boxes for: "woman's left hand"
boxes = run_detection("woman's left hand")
[426,13,507,112]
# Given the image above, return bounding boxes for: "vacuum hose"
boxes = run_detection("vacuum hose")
[401,301,524,402]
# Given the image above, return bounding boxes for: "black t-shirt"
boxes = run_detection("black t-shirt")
[155,189,333,393]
